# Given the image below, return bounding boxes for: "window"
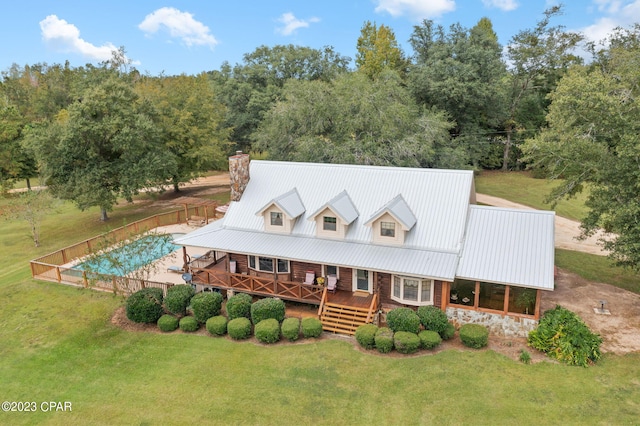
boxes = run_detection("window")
[270,211,283,226]
[324,265,338,278]
[247,256,289,274]
[323,216,337,231]
[391,275,433,305]
[380,221,395,237]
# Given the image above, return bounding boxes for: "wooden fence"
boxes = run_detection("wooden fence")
[29,206,215,295]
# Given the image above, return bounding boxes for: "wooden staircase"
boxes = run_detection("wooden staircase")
[318,289,378,335]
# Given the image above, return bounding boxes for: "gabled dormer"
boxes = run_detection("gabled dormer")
[308,190,359,239]
[256,188,305,234]
[365,194,416,246]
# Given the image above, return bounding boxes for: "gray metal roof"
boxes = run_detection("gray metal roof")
[175,227,460,281]
[456,206,555,290]
[308,190,359,225]
[365,194,417,231]
[255,187,305,219]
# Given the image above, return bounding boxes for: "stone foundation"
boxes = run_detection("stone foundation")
[446,307,538,337]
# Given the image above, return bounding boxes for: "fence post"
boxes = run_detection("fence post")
[82,271,88,288]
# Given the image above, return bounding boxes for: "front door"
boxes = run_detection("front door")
[354,269,371,293]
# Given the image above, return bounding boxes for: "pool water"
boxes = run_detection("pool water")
[76,233,184,276]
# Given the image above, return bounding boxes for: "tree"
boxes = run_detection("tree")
[25,76,174,221]
[253,70,464,168]
[135,74,231,191]
[408,18,507,168]
[2,190,58,247]
[522,25,640,270]
[209,45,350,151]
[356,21,406,79]
[503,6,583,170]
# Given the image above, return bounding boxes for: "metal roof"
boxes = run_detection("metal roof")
[456,206,555,290]
[255,188,305,219]
[175,227,460,281]
[308,190,359,225]
[365,194,417,231]
[222,160,474,252]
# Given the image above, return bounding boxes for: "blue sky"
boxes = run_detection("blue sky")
[2,1,639,76]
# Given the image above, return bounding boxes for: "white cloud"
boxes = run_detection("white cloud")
[374,0,455,19]
[39,15,118,62]
[139,7,218,48]
[580,0,640,43]
[276,12,320,36]
[482,0,518,12]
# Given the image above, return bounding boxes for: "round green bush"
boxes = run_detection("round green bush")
[250,297,286,325]
[179,316,199,332]
[164,284,196,316]
[442,323,456,340]
[125,287,164,324]
[191,291,223,323]
[157,314,179,332]
[417,305,449,336]
[355,324,379,350]
[418,330,442,349]
[255,318,281,344]
[225,293,252,320]
[301,317,323,338]
[206,315,228,336]
[228,317,252,340]
[394,331,421,354]
[281,317,300,342]
[375,327,394,354]
[386,307,421,334]
[459,324,489,349]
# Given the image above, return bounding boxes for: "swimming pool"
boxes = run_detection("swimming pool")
[76,233,184,276]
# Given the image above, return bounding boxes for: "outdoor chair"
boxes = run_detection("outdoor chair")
[327,274,338,293]
[303,271,315,285]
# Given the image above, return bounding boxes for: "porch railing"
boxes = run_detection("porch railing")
[191,268,324,304]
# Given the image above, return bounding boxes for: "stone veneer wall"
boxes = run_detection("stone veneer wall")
[229,151,250,202]
[446,307,538,338]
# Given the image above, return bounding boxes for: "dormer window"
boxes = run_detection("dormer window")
[270,212,283,226]
[323,216,337,231]
[380,221,395,237]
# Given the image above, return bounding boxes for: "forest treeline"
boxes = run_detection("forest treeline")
[3,6,640,269]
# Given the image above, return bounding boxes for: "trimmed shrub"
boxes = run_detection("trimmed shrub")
[125,287,164,324]
[442,323,456,341]
[157,314,179,332]
[419,330,442,349]
[301,317,323,338]
[191,292,223,323]
[225,293,252,320]
[281,317,300,342]
[206,315,228,336]
[179,316,199,332]
[228,317,252,340]
[355,324,379,350]
[255,318,281,344]
[528,305,602,367]
[386,307,421,334]
[165,284,196,316]
[250,297,286,325]
[417,305,449,336]
[375,327,394,354]
[394,331,421,354]
[459,324,489,349]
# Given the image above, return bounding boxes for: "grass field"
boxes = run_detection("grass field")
[475,171,589,221]
[2,174,640,425]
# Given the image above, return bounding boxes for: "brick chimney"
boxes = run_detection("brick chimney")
[229,151,250,201]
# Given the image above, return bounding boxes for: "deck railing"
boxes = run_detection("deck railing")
[192,268,325,304]
[29,207,215,295]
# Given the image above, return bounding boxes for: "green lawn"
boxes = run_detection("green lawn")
[2,178,640,424]
[475,171,589,221]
